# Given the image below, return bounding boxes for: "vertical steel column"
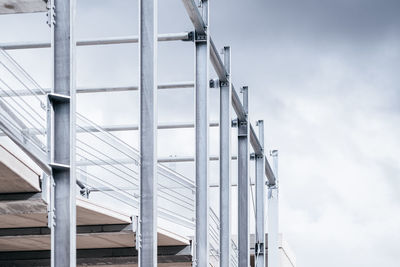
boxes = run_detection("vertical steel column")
[195,1,209,266]
[219,46,231,267]
[238,86,249,267]
[268,150,279,267]
[139,0,158,266]
[49,0,76,266]
[255,120,265,267]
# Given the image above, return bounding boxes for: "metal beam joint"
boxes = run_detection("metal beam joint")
[194,31,207,43]
[238,120,248,137]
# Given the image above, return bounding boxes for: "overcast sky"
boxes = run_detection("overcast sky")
[1,0,400,266]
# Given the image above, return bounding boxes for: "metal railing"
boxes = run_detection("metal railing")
[230,239,239,267]
[0,48,196,231]
[76,113,196,229]
[209,207,220,262]
[0,48,49,172]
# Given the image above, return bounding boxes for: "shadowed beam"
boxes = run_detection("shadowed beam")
[0,246,192,266]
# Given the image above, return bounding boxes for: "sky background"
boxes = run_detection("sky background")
[1,0,400,266]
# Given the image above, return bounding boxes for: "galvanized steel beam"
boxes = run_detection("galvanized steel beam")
[0,32,191,50]
[0,121,219,137]
[138,0,158,266]
[0,82,194,96]
[219,46,231,267]
[194,0,209,266]
[180,0,206,34]
[250,123,263,155]
[237,86,250,267]
[265,156,276,186]
[268,150,279,267]
[255,120,265,267]
[75,155,238,167]
[49,0,77,266]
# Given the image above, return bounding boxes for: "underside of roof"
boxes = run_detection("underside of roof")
[0,0,47,15]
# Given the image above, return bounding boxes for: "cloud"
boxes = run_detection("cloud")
[1,1,399,266]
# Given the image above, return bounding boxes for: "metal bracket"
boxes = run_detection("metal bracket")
[185,31,195,42]
[270,149,278,157]
[219,80,229,87]
[194,32,207,43]
[81,188,90,198]
[49,162,70,170]
[209,79,215,88]
[231,118,238,128]
[47,93,70,103]
[267,182,278,189]
[255,242,265,256]
[250,153,256,160]
[238,120,248,137]
[209,79,220,88]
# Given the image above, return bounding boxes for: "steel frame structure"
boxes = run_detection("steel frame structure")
[0,0,281,267]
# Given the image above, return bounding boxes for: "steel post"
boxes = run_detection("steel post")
[194,1,209,266]
[219,46,231,267]
[268,150,279,267]
[255,120,265,267]
[49,0,77,266]
[138,0,158,266]
[238,86,249,267]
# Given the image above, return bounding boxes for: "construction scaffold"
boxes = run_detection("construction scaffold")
[0,0,282,267]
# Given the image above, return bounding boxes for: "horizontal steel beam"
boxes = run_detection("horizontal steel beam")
[83,182,258,191]
[0,82,194,97]
[209,182,255,188]
[0,224,133,237]
[82,121,219,132]
[160,155,237,163]
[76,81,194,94]
[0,246,192,266]
[0,32,191,50]
[76,155,238,166]
[0,121,219,137]
[0,192,42,201]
